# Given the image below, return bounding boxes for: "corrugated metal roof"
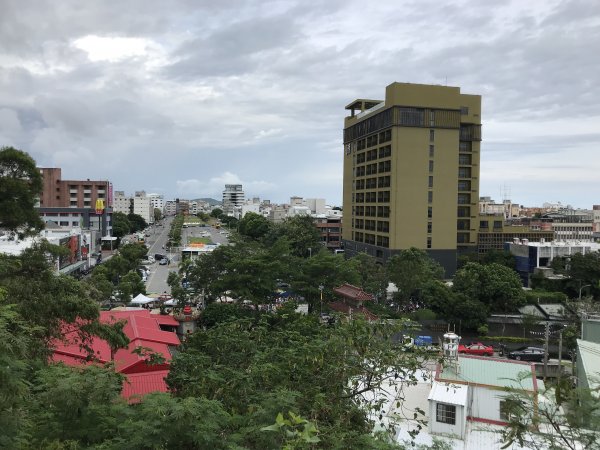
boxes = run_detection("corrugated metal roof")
[577,339,600,391]
[428,381,468,406]
[122,370,170,403]
[333,283,374,301]
[52,310,180,400]
[437,355,538,391]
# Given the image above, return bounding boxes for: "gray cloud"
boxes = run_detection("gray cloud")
[0,0,598,207]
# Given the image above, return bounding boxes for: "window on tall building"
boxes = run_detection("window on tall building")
[457,206,470,217]
[460,106,469,115]
[428,191,433,203]
[457,193,471,204]
[459,154,472,165]
[436,403,456,425]
[459,141,471,152]
[427,222,432,234]
[428,207,432,219]
[458,180,471,191]
[429,110,435,126]
[430,129,435,141]
[429,161,434,173]
[427,237,432,249]
[428,176,433,188]
[379,129,391,143]
[458,167,471,178]
[429,145,434,158]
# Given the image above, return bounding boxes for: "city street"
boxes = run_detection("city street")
[144,216,174,296]
[145,218,229,296]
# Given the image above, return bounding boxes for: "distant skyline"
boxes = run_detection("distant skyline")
[1,0,599,208]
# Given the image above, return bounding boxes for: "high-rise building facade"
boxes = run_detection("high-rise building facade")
[342,82,481,276]
[222,184,245,215]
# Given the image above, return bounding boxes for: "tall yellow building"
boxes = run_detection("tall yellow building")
[342,82,481,276]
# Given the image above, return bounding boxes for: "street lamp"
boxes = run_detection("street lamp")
[318,285,324,314]
[578,283,591,300]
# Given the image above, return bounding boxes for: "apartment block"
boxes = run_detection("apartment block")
[37,167,113,237]
[222,184,245,215]
[342,82,482,275]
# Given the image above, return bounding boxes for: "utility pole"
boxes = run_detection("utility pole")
[557,329,563,383]
[543,321,550,382]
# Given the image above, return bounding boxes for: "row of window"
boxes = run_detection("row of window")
[354,160,392,177]
[353,206,390,217]
[354,219,390,232]
[356,129,393,150]
[355,176,390,190]
[354,191,391,203]
[353,232,390,248]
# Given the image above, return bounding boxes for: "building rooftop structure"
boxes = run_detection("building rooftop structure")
[52,309,180,401]
[436,355,539,391]
[576,339,600,395]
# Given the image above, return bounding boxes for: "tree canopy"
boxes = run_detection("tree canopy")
[0,146,44,237]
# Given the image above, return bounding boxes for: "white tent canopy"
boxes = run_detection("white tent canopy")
[131,293,154,305]
[164,298,178,306]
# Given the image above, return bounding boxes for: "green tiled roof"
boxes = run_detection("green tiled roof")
[436,355,539,391]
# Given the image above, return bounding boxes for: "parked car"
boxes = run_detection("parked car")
[155,253,166,261]
[508,346,545,362]
[458,342,494,357]
[159,258,169,265]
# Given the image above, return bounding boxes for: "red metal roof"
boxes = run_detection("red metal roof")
[152,314,179,327]
[333,283,374,302]
[122,370,170,403]
[51,309,181,400]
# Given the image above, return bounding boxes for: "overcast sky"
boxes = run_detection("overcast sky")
[1,0,598,208]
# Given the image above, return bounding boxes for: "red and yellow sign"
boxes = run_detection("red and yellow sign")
[95,199,105,215]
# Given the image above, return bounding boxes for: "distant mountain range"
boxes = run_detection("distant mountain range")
[195,198,221,206]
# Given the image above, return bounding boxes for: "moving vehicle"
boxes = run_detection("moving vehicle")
[458,342,494,357]
[508,346,545,362]
[155,253,166,261]
[159,258,169,265]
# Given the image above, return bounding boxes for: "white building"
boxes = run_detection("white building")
[112,191,132,215]
[148,193,164,212]
[222,184,245,215]
[374,334,543,449]
[133,193,153,224]
[164,200,177,216]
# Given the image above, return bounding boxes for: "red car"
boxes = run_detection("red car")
[458,342,494,356]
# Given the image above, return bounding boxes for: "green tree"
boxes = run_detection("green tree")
[500,377,600,450]
[210,208,223,218]
[452,262,526,313]
[290,250,360,312]
[387,248,444,305]
[238,212,272,240]
[268,215,321,258]
[153,207,163,222]
[0,146,44,237]
[127,213,148,233]
[481,248,516,269]
[349,252,388,301]
[112,211,131,238]
[167,313,420,449]
[25,364,126,446]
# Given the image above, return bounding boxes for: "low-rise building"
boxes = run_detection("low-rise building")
[506,239,600,286]
[52,309,180,402]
